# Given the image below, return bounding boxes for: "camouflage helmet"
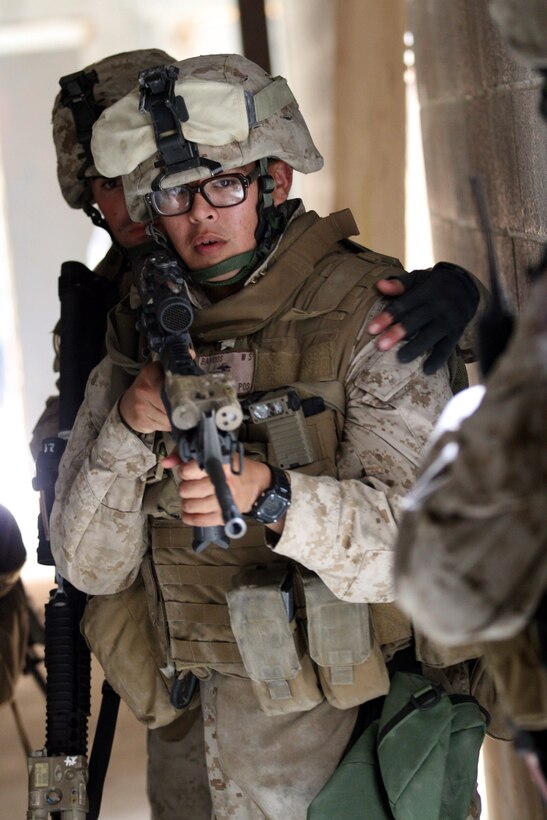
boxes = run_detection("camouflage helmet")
[52,48,175,209]
[91,53,324,221]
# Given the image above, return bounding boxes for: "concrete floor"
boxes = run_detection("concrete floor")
[0,578,150,819]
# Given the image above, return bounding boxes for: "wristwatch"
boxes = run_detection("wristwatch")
[249,465,291,524]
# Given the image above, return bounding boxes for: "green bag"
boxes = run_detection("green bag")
[308,672,488,820]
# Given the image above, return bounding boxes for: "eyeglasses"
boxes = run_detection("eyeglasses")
[146,167,261,217]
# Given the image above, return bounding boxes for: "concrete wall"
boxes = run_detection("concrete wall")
[408,0,547,309]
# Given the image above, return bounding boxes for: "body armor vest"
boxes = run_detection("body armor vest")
[106,208,470,711]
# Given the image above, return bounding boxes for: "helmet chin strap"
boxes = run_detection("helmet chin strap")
[83,201,110,234]
[83,199,131,258]
[189,250,257,285]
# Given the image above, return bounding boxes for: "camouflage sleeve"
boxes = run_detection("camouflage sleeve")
[50,357,157,595]
[274,324,453,603]
[395,274,547,644]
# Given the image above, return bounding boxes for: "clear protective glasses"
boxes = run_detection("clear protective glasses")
[146,166,262,217]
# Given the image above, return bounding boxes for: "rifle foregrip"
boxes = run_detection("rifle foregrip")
[44,586,90,756]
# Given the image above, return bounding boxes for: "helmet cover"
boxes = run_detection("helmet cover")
[91,53,324,221]
[53,48,175,209]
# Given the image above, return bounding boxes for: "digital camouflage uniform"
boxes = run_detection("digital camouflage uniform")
[50,203,482,818]
[396,269,547,734]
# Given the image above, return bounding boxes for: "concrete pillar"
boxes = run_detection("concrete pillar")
[277,0,337,218]
[408,0,547,308]
[334,0,406,260]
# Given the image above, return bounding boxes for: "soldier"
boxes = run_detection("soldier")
[50,54,485,818]
[31,50,212,819]
[30,48,176,456]
[396,1,547,803]
[395,260,547,798]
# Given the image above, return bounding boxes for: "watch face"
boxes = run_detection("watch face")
[259,494,288,520]
[251,467,291,523]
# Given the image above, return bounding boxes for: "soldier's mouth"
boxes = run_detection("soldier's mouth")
[194,236,225,254]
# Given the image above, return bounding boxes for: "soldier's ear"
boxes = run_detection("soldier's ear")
[268,160,293,206]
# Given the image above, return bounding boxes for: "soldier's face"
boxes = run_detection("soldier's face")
[90,177,149,248]
[160,161,292,283]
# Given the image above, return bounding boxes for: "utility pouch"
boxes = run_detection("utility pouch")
[300,570,389,708]
[226,566,324,715]
[81,571,183,729]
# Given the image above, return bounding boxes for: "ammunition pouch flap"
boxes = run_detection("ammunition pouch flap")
[300,570,389,709]
[226,566,323,715]
[370,603,413,662]
[302,571,371,670]
[226,566,299,682]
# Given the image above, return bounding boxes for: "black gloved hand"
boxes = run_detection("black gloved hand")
[386,262,480,374]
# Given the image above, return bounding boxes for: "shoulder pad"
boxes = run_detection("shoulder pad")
[340,237,403,269]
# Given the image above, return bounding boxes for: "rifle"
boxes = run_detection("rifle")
[28,262,119,820]
[134,247,247,553]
